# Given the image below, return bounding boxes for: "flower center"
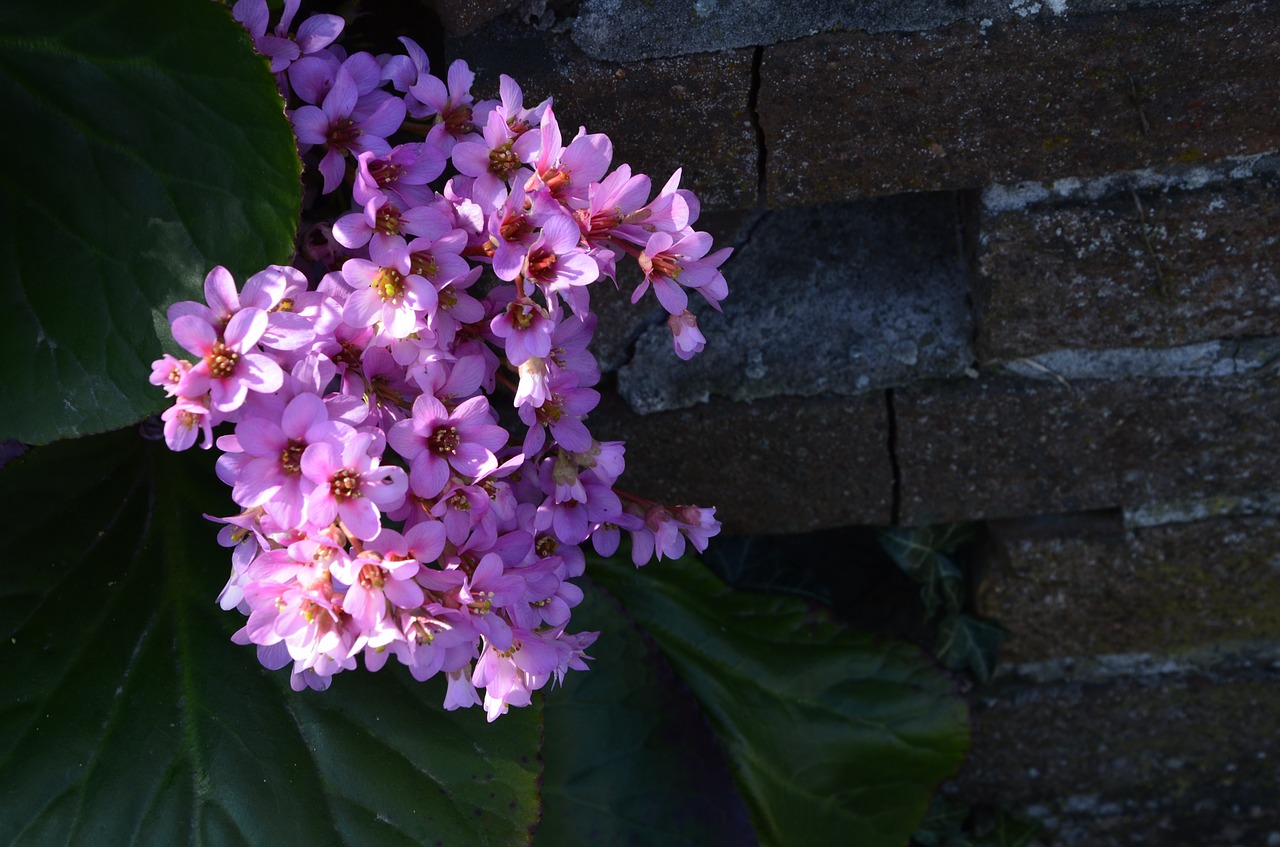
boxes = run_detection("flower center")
[280,441,304,475]
[368,158,403,186]
[488,144,520,177]
[358,562,387,590]
[429,425,461,456]
[443,105,473,136]
[207,342,240,379]
[410,250,439,280]
[376,205,403,236]
[535,535,558,558]
[373,268,405,303]
[500,210,532,242]
[330,468,363,499]
[509,303,535,330]
[644,251,682,280]
[328,117,361,150]
[525,248,557,282]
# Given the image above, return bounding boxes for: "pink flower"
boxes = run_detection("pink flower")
[668,309,707,360]
[634,230,732,315]
[388,394,507,498]
[331,548,424,633]
[408,59,477,154]
[161,396,214,451]
[171,309,283,414]
[339,236,438,339]
[232,0,344,75]
[291,66,407,194]
[489,300,554,366]
[300,430,407,540]
[218,393,348,527]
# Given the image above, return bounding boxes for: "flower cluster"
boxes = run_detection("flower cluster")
[149,0,728,719]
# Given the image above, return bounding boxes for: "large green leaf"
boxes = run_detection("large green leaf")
[538,583,755,847]
[0,0,301,444]
[0,431,541,846]
[589,554,969,847]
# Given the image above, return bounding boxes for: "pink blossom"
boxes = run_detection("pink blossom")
[300,430,407,540]
[668,309,707,360]
[388,394,507,498]
[171,309,283,414]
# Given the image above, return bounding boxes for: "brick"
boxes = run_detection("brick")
[976,512,1280,664]
[568,0,1209,63]
[893,374,1280,525]
[617,193,972,413]
[950,657,1280,846]
[419,0,522,36]
[587,392,892,534]
[760,0,1280,205]
[446,22,758,209]
[975,156,1280,359]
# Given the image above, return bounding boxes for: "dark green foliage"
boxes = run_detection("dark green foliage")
[0,0,300,443]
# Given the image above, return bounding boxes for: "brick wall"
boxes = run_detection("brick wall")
[439,1,1280,843]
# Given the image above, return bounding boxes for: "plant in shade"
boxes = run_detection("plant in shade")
[148,2,731,717]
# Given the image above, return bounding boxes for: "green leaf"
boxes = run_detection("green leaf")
[538,583,755,847]
[912,796,970,846]
[589,553,969,847]
[879,527,975,620]
[973,811,1041,847]
[0,0,301,444]
[920,556,966,620]
[879,525,976,580]
[702,534,835,604]
[935,614,1010,684]
[0,431,540,846]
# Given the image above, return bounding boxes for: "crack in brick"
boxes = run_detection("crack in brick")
[886,388,902,526]
[749,45,768,207]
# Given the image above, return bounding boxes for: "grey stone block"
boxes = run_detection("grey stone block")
[617,194,973,413]
[588,391,893,534]
[951,654,1280,846]
[894,373,1280,525]
[760,1,1280,205]
[568,0,1204,62]
[978,512,1280,664]
[976,154,1280,360]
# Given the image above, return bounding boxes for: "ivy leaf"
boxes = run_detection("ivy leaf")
[0,432,540,846]
[935,614,1010,684]
[971,811,1041,847]
[0,0,301,444]
[920,556,967,620]
[538,584,755,846]
[912,796,970,846]
[589,553,969,847]
[879,525,975,581]
[879,526,975,620]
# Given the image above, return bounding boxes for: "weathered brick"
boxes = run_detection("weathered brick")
[587,392,892,534]
[894,374,1280,526]
[446,23,758,209]
[418,0,522,36]
[975,156,1280,359]
[977,512,1280,664]
[760,0,1280,205]
[951,657,1280,846]
[568,0,1210,63]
